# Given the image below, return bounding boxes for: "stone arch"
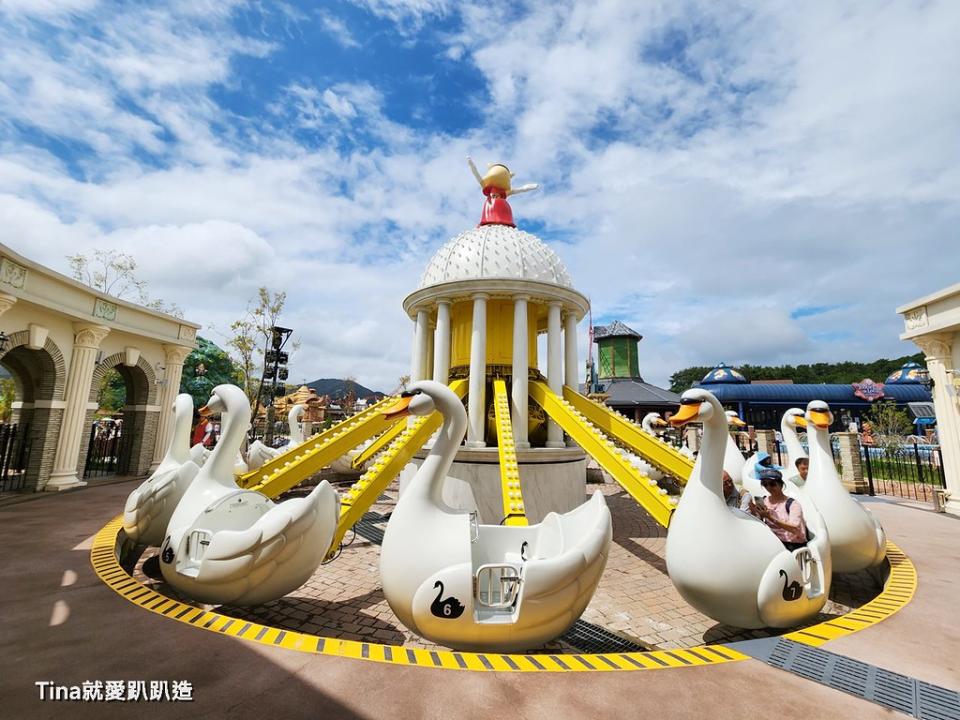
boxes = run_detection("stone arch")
[0,332,68,490]
[79,352,159,477]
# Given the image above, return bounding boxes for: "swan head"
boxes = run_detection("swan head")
[199,384,248,417]
[724,410,747,427]
[174,393,194,417]
[805,400,833,430]
[643,413,667,428]
[382,381,451,419]
[669,388,721,426]
[783,407,807,429]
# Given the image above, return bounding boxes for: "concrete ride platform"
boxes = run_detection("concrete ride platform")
[2,478,959,719]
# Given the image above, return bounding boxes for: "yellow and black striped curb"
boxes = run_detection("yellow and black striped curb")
[91,516,916,672]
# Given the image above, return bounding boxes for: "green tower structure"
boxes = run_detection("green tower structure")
[595,321,642,379]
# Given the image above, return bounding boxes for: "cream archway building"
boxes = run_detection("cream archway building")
[899,284,960,516]
[0,245,199,492]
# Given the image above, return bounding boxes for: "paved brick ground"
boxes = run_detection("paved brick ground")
[134,475,881,653]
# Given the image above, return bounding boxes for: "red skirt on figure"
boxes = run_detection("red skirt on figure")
[479,186,515,227]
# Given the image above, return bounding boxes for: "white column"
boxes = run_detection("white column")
[564,311,579,448]
[564,311,578,389]
[151,344,192,470]
[426,319,435,381]
[546,301,564,448]
[512,295,530,449]
[46,323,111,491]
[410,309,429,382]
[433,300,451,384]
[915,334,960,515]
[466,293,488,448]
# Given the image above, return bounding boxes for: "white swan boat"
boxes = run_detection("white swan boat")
[379,381,612,651]
[159,384,339,606]
[722,410,748,480]
[803,401,886,573]
[666,389,830,628]
[123,393,201,547]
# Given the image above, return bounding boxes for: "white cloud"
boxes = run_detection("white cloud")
[2,0,958,394]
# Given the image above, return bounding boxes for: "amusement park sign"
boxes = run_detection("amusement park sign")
[852,379,885,402]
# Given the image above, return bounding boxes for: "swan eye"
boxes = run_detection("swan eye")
[400,389,423,398]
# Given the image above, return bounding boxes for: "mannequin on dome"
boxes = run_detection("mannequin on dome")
[467,157,539,227]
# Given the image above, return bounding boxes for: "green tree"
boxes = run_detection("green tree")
[867,400,914,451]
[67,249,183,318]
[97,368,126,414]
[179,337,241,410]
[0,377,16,422]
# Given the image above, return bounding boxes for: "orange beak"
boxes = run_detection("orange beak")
[728,415,746,427]
[794,416,808,428]
[198,405,212,417]
[382,395,413,419]
[669,402,702,427]
[808,410,831,429]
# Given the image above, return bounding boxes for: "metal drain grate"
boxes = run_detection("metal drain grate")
[734,637,960,719]
[353,519,385,545]
[560,620,646,654]
[362,511,387,522]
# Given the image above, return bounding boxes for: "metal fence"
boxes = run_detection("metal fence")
[83,420,130,478]
[861,442,947,502]
[0,423,30,492]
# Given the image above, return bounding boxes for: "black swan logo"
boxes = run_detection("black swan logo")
[520,541,529,561]
[779,569,803,601]
[430,581,465,619]
[161,538,174,564]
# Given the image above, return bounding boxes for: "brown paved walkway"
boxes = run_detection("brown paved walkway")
[0,481,953,719]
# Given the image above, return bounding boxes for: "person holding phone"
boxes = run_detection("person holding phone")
[749,468,808,551]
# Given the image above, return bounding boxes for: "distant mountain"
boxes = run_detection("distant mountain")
[305,378,384,400]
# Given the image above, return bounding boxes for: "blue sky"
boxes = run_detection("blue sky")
[2,1,958,391]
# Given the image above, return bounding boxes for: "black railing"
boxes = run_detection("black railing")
[83,420,130,478]
[861,442,946,503]
[0,423,30,491]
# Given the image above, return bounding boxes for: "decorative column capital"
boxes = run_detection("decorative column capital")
[436,298,452,307]
[471,292,490,301]
[163,344,193,365]
[548,300,563,310]
[914,334,953,363]
[512,294,530,302]
[72,323,110,350]
[0,292,17,318]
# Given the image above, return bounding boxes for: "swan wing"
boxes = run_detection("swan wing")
[123,461,200,545]
[196,482,339,586]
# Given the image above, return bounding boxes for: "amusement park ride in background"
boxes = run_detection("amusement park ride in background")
[121,159,888,652]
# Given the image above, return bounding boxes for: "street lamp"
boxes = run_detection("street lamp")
[259,325,293,444]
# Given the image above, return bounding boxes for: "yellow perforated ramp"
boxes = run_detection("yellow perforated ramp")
[493,378,527,526]
[239,395,404,497]
[328,379,468,555]
[562,386,693,483]
[350,419,406,470]
[530,381,677,528]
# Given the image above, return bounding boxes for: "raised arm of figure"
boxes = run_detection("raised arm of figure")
[467,157,484,186]
[507,183,539,196]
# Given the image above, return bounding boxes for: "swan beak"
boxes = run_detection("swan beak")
[669,402,702,426]
[382,396,413,419]
[728,416,747,427]
[198,405,213,417]
[654,418,668,427]
[794,416,808,428]
[808,411,831,429]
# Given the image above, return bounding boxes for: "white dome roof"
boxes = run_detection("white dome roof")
[419,224,573,289]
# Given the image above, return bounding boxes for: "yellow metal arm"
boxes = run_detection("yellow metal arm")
[239,395,404,497]
[327,379,469,557]
[561,386,693,483]
[529,381,676,528]
[493,378,527,526]
[350,419,406,470]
